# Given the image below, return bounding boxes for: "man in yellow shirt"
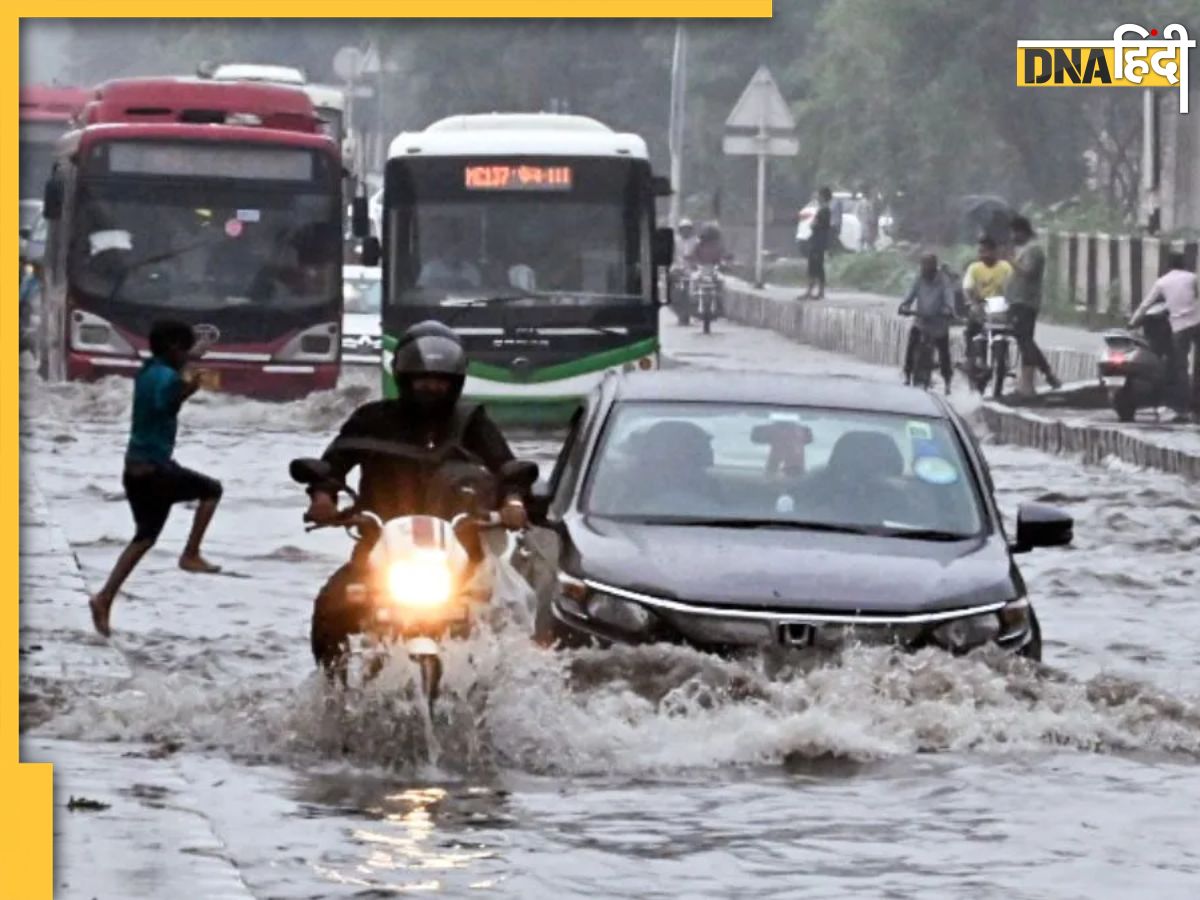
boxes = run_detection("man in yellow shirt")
[961,237,1012,387]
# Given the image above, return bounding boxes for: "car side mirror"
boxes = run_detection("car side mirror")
[1012,502,1073,553]
[653,227,674,268]
[19,226,32,240]
[651,175,672,197]
[289,457,333,486]
[359,235,381,267]
[43,179,64,221]
[352,195,370,238]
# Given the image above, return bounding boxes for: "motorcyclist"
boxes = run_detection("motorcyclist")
[692,222,727,317]
[899,253,957,393]
[674,218,699,267]
[303,320,528,670]
[961,236,1013,381]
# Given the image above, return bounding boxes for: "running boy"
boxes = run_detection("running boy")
[89,320,223,636]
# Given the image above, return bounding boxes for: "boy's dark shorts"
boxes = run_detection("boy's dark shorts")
[123,460,223,543]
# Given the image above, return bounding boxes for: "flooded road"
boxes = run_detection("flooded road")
[19,319,1200,898]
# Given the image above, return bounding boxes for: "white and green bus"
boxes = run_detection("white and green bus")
[366,113,674,426]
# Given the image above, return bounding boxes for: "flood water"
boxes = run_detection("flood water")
[19,323,1200,898]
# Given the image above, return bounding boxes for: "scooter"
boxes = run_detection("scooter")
[290,456,537,710]
[1098,300,1173,422]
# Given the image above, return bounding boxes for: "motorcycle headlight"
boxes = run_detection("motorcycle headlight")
[931,612,1001,652]
[386,550,454,609]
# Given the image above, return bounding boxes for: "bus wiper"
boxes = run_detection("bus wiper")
[105,237,223,305]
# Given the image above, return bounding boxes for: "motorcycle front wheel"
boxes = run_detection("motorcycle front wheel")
[416,654,443,709]
[992,340,1009,399]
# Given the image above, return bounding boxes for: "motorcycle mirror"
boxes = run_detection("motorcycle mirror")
[499,459,538,492]
[289,457,333,485]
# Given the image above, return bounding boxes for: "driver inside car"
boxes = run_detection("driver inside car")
[302,321,528,671]
[606,420,723,517]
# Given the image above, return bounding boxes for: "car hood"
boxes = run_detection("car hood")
[563,516,1015,614]
[342,313,381,338]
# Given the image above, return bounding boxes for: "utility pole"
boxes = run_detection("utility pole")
[668,21,688,226]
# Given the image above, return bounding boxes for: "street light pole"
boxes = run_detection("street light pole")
[668,21,688,226]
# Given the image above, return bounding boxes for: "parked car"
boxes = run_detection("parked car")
[530,371,1072,660]
[342,264,382,366]
[795,192,894,254]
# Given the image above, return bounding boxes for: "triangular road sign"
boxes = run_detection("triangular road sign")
[725,65,796,132]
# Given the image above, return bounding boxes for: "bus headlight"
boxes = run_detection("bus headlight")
[386,550,454,609]
[71,310,135,355]
[274,322,340,362]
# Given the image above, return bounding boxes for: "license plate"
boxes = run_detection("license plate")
[778,622,815,647]
[196,369,221,390]
[1105,375,1126,389]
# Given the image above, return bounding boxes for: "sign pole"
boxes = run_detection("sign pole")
[755,144,766,288]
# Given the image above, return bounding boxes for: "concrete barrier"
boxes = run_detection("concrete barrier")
[723,284,1200,481]
[724,285,1099,383]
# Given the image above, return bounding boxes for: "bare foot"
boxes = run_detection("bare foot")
[89,594,112,638]
[179,554,222,574]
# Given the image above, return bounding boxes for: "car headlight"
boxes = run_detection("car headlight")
[386,550,454,609]
[557,573,655,635]
[587,594,654,633]
[931,612,1001,652]
[997,597,1032,639]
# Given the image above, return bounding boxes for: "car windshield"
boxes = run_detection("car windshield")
[584,401,984,538]
[345,275,381,313]
[69,178,340,312]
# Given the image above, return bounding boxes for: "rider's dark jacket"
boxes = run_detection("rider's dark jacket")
[312,399,516,522]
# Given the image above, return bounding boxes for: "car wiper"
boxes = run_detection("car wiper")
[644,517,879,535]
[876,527,969,541]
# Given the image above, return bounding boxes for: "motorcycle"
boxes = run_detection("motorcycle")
[691,263,724,335]
[1098,300,1173,422]
[668,263,693,326]
[898,306,938,390]
[290,456,538,710]
[965,296,1016,399]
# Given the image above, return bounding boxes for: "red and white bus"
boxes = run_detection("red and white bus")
[20,85,89,201]
[40,77,346,399]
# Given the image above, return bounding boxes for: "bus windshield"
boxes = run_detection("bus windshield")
[386,157,647,308]
[68,177,340,313]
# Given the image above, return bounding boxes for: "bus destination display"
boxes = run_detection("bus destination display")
[464,164,573,191]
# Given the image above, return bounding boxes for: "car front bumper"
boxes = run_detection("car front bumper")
[549,579,1037,657]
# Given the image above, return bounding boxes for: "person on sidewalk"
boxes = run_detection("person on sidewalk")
[1130,251,1200,423]
[803,187,834,300]
[899,253,957,393]
[88,321,223,637]
[1006,216,1061,395]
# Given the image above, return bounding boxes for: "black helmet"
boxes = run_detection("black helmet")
[392,320,467,412]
